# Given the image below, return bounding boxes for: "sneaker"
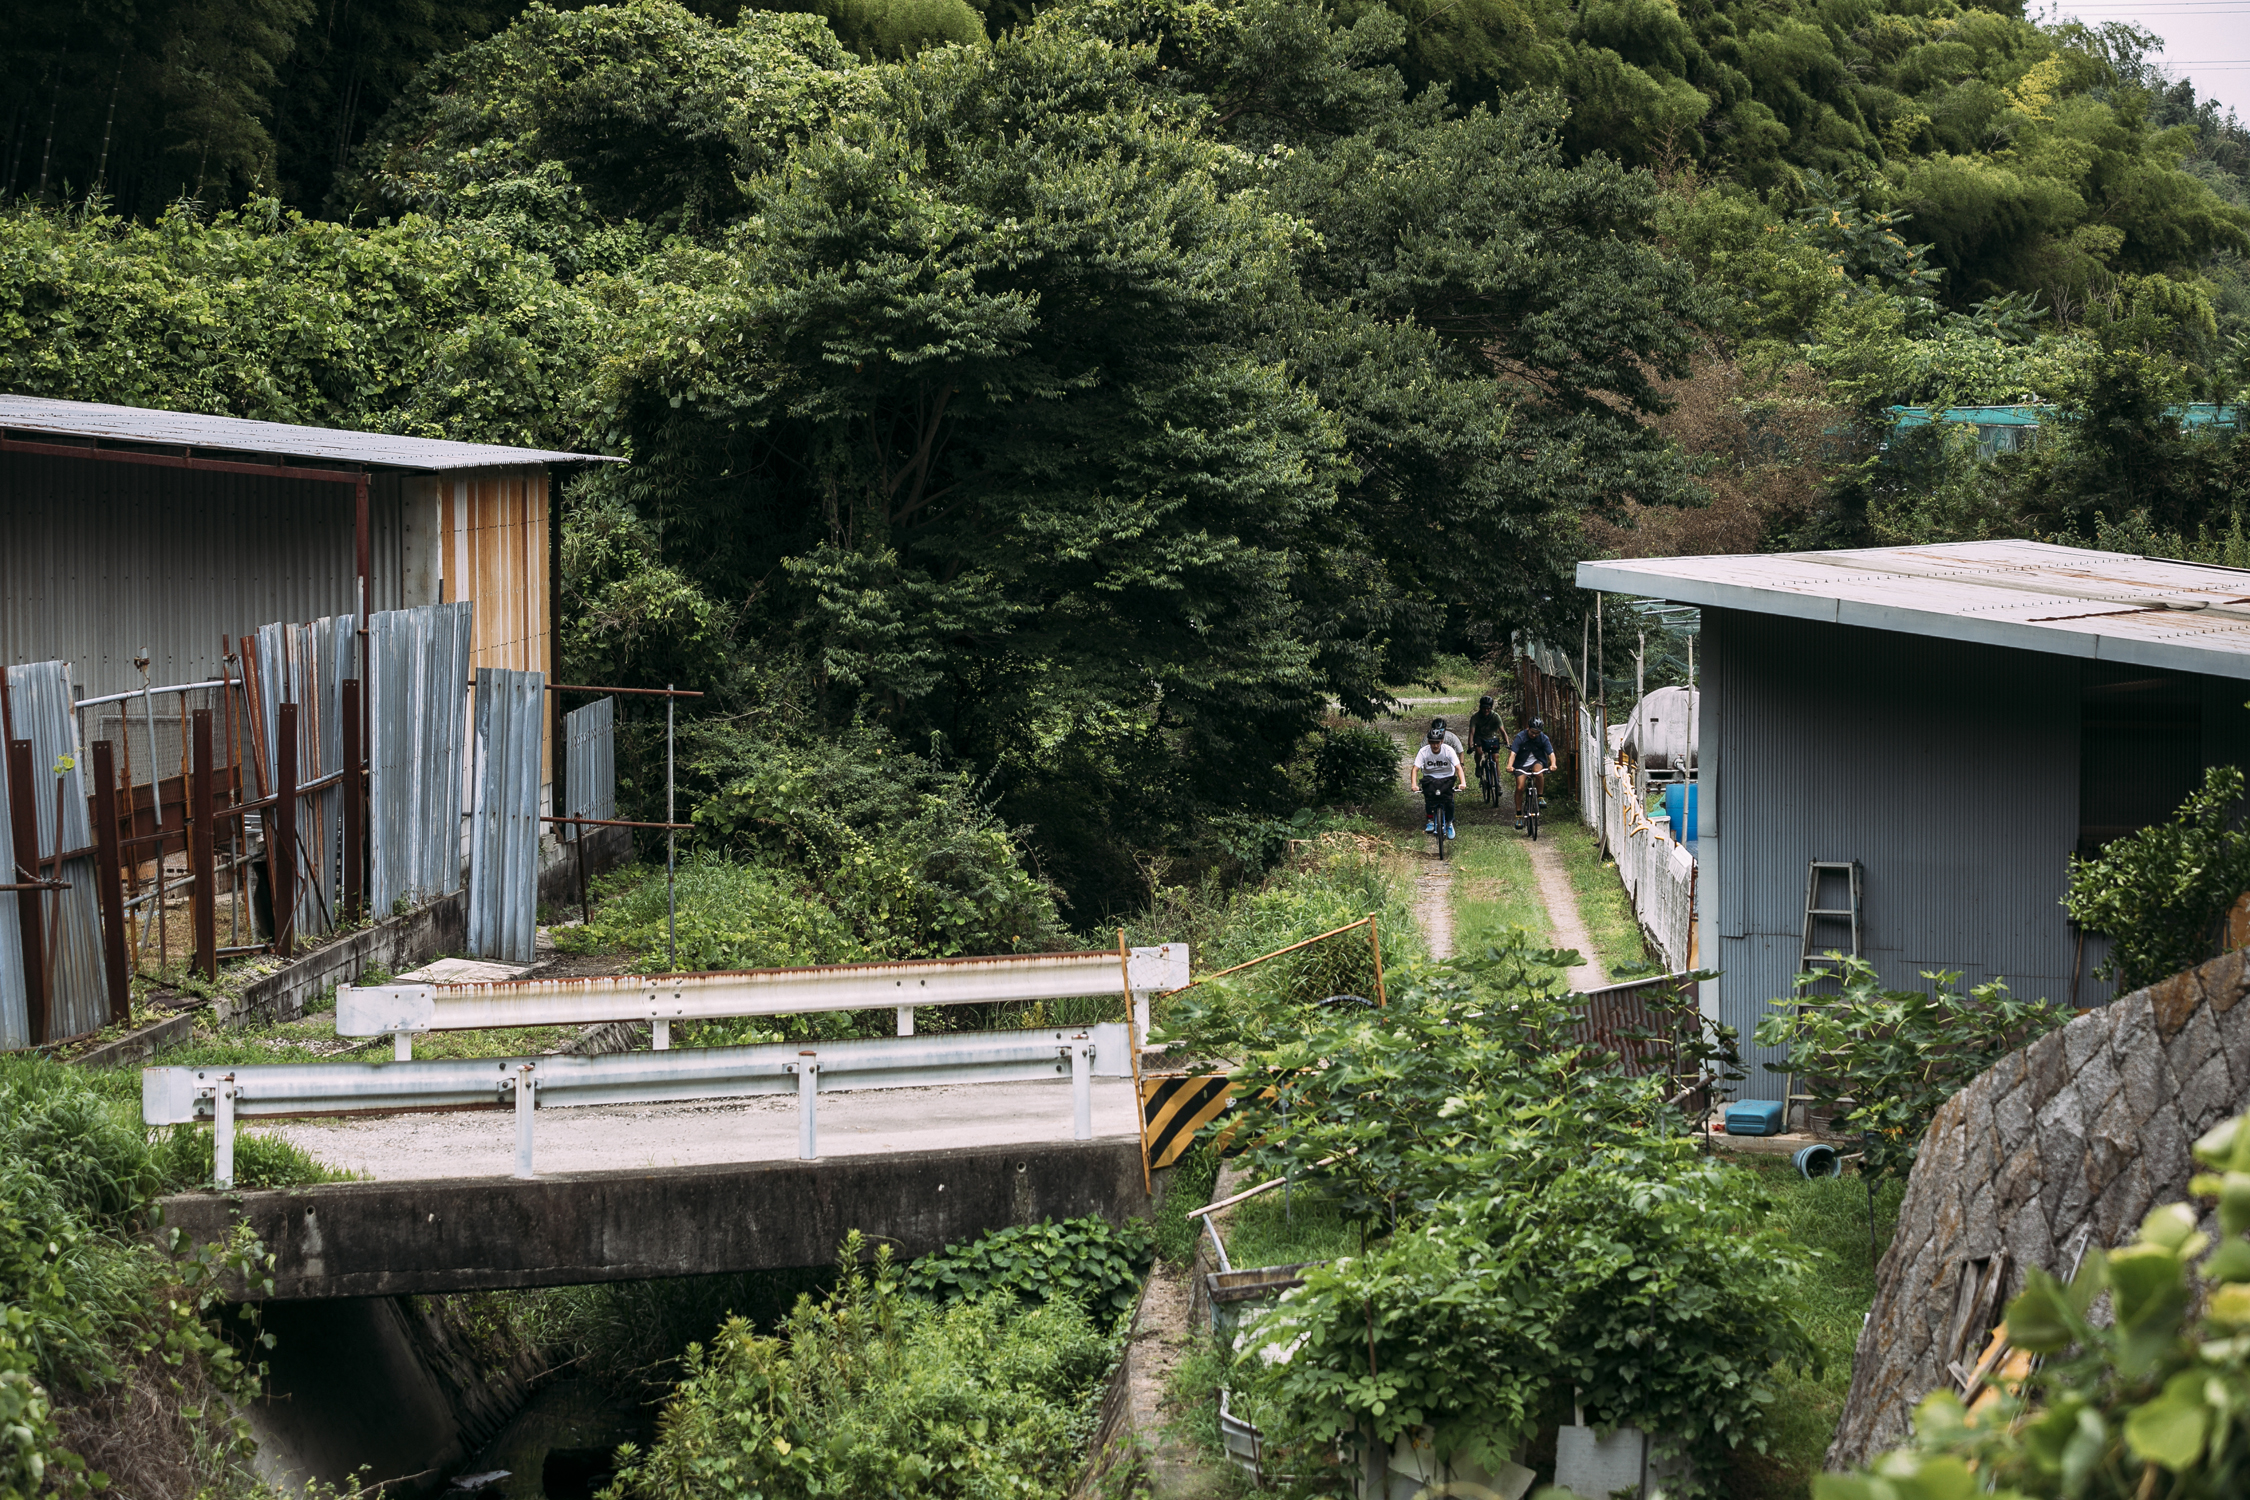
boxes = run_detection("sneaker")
[1514,817,1523,829]
[1425,819,1436,833]
[1445,823,1457,839]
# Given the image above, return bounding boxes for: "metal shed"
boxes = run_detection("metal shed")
[0,395,618,789]
[1578,540,2250,1100]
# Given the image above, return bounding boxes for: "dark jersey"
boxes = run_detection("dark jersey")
[1509,730,1554,771]
[1469,710,1504,745]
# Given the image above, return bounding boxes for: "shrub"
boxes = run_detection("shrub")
[604,1234,1115,1500]
[2065,765,2250,994]
[1822,1109,2250,1498]
[901,1217,1153,1319]
[1312,724,1401,805]
[1752,957,2068,1183]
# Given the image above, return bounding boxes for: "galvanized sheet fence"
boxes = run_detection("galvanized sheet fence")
[249,615,354,942]
[1579,706,1698,972]
[368,602,472,914]
[0,663,110,1043]
[468,667,544,962]
[562,696,615,836]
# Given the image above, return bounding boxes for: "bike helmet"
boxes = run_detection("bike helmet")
[1426,727,1445,744]
[1430,716,1448,730]
[1530,717,1545,732]
[1478,696,1493,710]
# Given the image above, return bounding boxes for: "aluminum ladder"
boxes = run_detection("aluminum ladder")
[1787,860,1863,1130]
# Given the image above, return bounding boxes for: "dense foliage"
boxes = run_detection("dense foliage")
[0,1058,280,1498]
[1752,957,2069,1183]
[2065,766,2250,995]
[1824,1110,2250,1498]
[604,1234,1115,1500]
[900,1217,1153,1318]
[1180,935,1813,1494]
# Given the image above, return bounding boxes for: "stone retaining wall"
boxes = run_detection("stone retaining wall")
[1828,949,2250,1467]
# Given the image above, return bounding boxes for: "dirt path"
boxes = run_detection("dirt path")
[1394,747,1456,959]
[1526,835,1607,991]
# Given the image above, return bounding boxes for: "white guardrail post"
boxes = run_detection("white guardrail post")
[513,1065,536,1179]
[794,1054,819,1160]
[1071,1035,1093,1140]
[210,1076,237,1190]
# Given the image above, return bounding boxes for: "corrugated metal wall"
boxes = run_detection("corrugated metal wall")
[0,455,406,698]
[440,473,551,788]
[1706,609,2083,1100]
[467,667,544,963]
[368,603,474,915]
[1,662,109,1041]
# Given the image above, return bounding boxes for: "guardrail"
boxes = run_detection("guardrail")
[336,945,1190,1057]
[146,1022,1135,1186]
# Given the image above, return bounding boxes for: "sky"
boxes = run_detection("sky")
[2043,0,2250,119]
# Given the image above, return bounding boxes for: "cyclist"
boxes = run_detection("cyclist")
[1510,716,1557,830]
[1469,696,1504,794]
[1411,726,1462,841]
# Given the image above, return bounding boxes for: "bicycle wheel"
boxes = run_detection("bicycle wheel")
[1528,786,1541,840]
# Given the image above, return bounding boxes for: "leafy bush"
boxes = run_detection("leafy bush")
[604,1234,1115,1500]
[1312,724,1402,805]
[1823,1109,2250,1498]
[1752,957,2068,1183]
[0,1058,276,1497]
[1209,939,1811,1494]
[2065,765,2250,994]
[900,1217,1153,1319]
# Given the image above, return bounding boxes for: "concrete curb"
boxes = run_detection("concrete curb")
[68,1009,196,1069]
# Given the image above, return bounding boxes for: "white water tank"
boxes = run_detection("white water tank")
[1621,685,1698,773]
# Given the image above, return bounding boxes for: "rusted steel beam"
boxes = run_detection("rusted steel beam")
[191,711,217,981]
[274,704,298,960]
[6,738,50,1044]
[343,679,364,924]
[0,433,363,485]
[90,742,131,1023]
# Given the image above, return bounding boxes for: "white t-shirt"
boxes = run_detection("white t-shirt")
[1414,744,1462,783]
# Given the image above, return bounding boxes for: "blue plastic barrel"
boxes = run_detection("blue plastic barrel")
[1662,783,1699,840]
[1794,1144,1841,1179]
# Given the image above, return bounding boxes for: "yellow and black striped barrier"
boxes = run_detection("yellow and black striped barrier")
[1139,1073,1233,1171]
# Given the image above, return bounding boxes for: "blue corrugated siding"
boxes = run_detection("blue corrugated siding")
[1706,608,2083,1100]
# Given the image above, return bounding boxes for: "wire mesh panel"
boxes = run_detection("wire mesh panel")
[467,667,544,962]
[368,602,473,915]
[3,662,109,1040]
[562,696,615,838]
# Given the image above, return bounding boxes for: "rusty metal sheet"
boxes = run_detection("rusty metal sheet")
[252,616,354,941]
[368,603,473,914]
[2,662,110,1040]
[467,668,544,962]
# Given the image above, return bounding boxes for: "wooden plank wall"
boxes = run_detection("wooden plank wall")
[439,471,551,786]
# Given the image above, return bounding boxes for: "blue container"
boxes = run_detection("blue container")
[1662,783,1699,841]
[1793,1144,1841,1178]
[1726,1099,1787,1137]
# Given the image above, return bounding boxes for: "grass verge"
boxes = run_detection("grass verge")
[1726,1154,1906,1499]
[1540,805,1657,975]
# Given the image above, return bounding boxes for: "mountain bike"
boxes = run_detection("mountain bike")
[1474,743,1501,808]
[1518,769,1545,841]
[1423,778,1457,860]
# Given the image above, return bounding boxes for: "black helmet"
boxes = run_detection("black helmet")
[1426,727,1445,744]
[1530,717,1545,732]
[1430,716,1448,730]
[1478,695,1493,710]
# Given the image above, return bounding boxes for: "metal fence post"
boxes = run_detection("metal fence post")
[797,1053,818,1160]
[652,1018,670,1051]
[514,1065,536,1179]
[896,1005,914,1037]
[213,1078,237,1190]
[89,740,130,1025]
[190,709,216,980]
[393,1031,411,1062]
[6,736,50,1044]
[1071,1037,1092,1141]
[273,703,297,959]
[342,678,364,924]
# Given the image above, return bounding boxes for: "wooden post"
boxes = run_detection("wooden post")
[6,738,50,1044]
[342,678,364,924]
[90,741,130,1024]
[274,703,298,959]
[190,711,216,981]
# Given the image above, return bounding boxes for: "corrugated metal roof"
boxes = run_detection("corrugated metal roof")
[1579,540,2250,682]
[0,394,619,472]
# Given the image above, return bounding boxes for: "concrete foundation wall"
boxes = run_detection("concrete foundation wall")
[163,1137,1150,1299]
